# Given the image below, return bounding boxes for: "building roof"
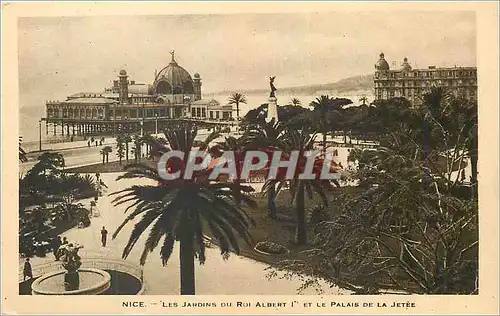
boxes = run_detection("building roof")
[63,97,119,105]
[191,99,220,106]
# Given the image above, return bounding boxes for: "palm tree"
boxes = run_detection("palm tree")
[131,134,143,162]
[310,95,352,148]
[228,93,247,125]
[359,96,369,106]
[214,135,254,206]
[124,134,132,162]
[111,125,255,295]
[290,98,301,106]
[116,135,125,165]
[246,118,285,219]
[264,127,335,245]
[19,137,28,163]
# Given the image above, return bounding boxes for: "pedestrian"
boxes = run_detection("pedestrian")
[461,169,466,182]
[87,141,91,147]
[99,140,102,146]
[23,258,33,281]
[101,226,108,247]
[95,141,98,147]
[62,237,68,245]
[52,236,62,261]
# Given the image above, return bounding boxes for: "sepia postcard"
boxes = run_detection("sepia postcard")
[2,1,499,315]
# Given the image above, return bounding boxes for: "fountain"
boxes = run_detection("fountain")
[29,244,119,295]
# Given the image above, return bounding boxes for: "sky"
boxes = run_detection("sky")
[18,11,476,111]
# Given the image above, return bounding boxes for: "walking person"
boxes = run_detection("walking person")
[87,140,91,148]
[52,236,62,261]
[23,258,33,281]
[101,226,108,247]
[62,237,68,245]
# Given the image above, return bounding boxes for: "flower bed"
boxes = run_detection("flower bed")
[254,241,289,255]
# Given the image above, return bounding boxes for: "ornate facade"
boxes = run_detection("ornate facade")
[374,53,477,104]
[44,52,233,137]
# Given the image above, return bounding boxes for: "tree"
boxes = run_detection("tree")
[213,134,255,206]
[359,95,369,106]
[228,93,247,125]
[116,135,125,165]
[110,125,256,295]
[271,90,478,294]
[124,134,132,162]
[265,127,336,245]
[309,95,352,151]
[246,118,285,219]
[131,134,143,162]
[290,98,301,106]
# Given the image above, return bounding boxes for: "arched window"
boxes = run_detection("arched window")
[86,109,91,118]
[183,81,194,94]
[155,81,172,94]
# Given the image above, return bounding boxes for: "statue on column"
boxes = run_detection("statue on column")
[269,76,277,98]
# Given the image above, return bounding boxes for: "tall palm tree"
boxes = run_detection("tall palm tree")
[111,126,255,295]
[228,93,247,125]
[19,137,28,163]
[246,118,285,219]
[264,127,336,245]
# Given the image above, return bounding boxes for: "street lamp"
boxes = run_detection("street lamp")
[38,119,42,152]
[154,113,158,135]
[140,121,144,137]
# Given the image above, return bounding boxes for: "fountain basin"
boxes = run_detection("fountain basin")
[31,268,111,295]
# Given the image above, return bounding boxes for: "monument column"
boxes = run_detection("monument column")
[266,76,279,122]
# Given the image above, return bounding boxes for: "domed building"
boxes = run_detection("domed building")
[44,51,233,138]
[373,52,477,104]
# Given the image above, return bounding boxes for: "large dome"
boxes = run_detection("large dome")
[375,52,390,71]
[154,54,194,95]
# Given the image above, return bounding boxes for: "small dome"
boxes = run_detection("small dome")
[119,69,127,76]
[194,73,200,79]
[401,57,412,71]
[375,52,390,71]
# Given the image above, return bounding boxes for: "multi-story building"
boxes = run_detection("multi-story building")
[44,52,233,137]
[374,53,477,104]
